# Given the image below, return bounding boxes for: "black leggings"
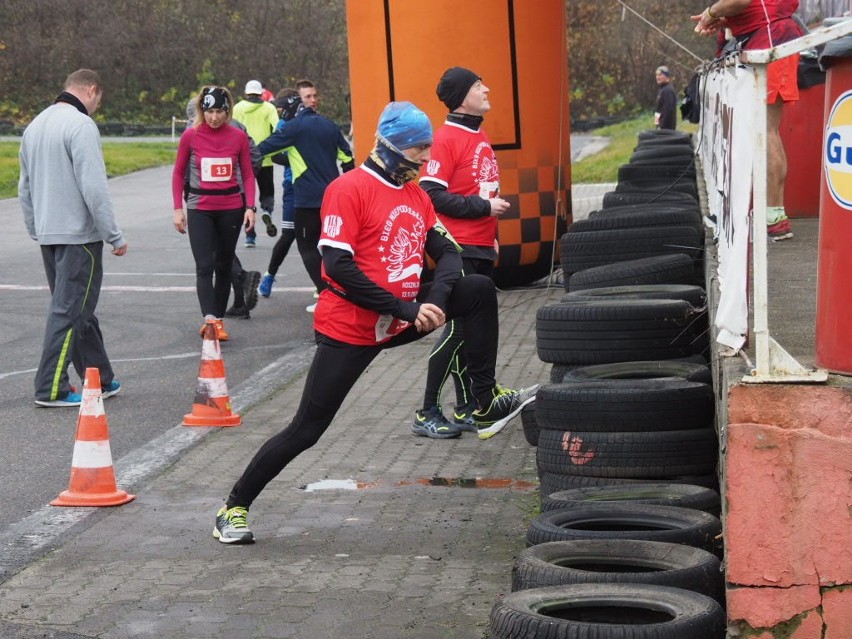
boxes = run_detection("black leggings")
[422,257,495,409]
[187,208,243,318]
[256,165,275,213]
[295,207,325,292]
[227,273,498,509]
[267,229,297,276]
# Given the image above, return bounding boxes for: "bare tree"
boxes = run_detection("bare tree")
[0,0,350,125]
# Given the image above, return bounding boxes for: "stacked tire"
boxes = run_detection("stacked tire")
[489,131,725,638]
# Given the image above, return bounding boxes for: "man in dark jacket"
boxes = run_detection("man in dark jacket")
[257,82,354,312]
[655,65,677,130]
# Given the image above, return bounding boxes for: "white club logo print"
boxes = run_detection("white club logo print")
[426,159,441,176]
[323,214,343,238]
[379,205,425,284]
[473,143,500,199]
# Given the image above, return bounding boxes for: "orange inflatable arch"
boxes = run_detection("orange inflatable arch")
[345,0,571,287]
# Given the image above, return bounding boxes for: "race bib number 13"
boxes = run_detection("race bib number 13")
[201,157,233,182]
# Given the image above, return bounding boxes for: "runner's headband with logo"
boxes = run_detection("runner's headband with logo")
[201,88,230,112]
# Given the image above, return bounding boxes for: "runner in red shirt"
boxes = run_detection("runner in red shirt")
[212,102,538,544]
[414,67,512,437]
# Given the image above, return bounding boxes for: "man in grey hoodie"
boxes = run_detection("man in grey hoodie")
[19,68,128,407]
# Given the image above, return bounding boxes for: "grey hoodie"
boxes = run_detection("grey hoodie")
[18,102,125,248]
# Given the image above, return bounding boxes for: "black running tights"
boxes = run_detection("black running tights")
[187,208,243,318]
[422,257,495,410]
[226,273,498,509]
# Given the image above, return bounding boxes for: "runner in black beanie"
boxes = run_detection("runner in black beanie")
[436,66,481,111]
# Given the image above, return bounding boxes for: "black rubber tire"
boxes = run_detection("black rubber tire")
[535,379,714,431]
[561,360,711,385]
[526,503,722,553]
[538,471,719,498]
[535,427,718,478]
[628,157,697,170]
[637,129,693,143]
[589,203,701,222]
[616,180,698,199]
[631,146,695,162]
[635,138,696,151]
[563,284,707,308]
[602,190,698,208]
[560,225,702,277]
[572,209,702,235]
[550,363,583,383]
[535,299,699,364]
[511,539,724,603]
[489,583,725,639]
[589,202,702,219]
[618,164,696,182]
[521,404,538,447]
[541,483,721,516]
[568,254,697,291]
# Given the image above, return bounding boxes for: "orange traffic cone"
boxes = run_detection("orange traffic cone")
[183,320,241,427]
[51,368,135,507]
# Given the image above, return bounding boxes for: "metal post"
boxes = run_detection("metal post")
[751,67,770,376]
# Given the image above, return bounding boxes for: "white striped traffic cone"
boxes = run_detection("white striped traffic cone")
[183,320,241,426]
[51,368,135,507]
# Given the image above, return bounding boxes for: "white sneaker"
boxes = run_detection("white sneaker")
[306,303,317,313]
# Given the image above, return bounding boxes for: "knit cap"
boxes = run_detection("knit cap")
[436,67,481,111]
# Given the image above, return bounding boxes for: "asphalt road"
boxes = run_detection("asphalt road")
[0,165,317,536]
[0,133,606,549]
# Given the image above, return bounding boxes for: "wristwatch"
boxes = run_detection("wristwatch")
[247,206,257,212]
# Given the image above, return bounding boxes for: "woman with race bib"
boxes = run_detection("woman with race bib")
[172,86,256,341]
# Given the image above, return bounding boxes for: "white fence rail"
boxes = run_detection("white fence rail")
[699,19,852,382]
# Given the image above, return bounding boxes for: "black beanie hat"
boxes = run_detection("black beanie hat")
[436,66,481,112]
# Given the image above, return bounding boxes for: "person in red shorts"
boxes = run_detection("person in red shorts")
[212,102,538,544]
[692,0,805,241]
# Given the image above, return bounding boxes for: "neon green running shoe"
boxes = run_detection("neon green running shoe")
[472,384,539,440]
[214,506,255,544]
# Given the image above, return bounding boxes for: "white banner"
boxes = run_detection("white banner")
[698,65,757,352]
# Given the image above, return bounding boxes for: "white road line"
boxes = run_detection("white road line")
[0,344,293,381]
[0,344,316,581]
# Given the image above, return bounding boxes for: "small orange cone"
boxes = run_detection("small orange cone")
[51,368,135,507]
[183,320,241,427]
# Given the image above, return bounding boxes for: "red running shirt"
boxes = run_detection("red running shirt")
[420,121,499,247]
[727,0,803,49]
[315,165,438,345]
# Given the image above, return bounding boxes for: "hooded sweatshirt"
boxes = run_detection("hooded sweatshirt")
[232,97,279,167]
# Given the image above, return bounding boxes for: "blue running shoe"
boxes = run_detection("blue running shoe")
[258,273,275,297]
[452,401,479,433]
[411,406,462,439]
[34,391,83,408]
[244,234,256,248]
[102,380,121,399]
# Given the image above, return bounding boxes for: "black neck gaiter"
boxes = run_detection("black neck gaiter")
[55,91,88,115]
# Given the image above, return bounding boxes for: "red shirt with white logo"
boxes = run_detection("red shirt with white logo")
[420,121,499,247]
[315,165,437,345]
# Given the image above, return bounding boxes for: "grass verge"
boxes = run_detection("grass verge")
[571,113,698,184]
[0,140,177,200]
